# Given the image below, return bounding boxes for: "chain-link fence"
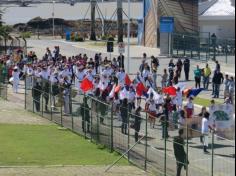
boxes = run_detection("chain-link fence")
[0,37,27,54]
[171,33,235,65]
[0,72,8,100]
[24,76,235,176]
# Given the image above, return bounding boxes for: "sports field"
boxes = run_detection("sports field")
[0,124,128,166]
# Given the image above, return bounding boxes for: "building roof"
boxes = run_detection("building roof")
[199,0,235,16]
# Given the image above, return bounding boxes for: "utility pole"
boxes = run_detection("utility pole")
[117,0,123,42]
[52,1,55,38]
[127,0,130,74]
[90,0,97,41]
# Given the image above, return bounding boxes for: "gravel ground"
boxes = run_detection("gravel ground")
[0,166,150,176]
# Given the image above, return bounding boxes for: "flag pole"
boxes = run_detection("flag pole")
[127,0,131,75]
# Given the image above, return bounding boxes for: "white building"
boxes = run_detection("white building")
[199,0,235,39]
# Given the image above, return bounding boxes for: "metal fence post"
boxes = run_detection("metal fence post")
[128,111,130,162]
[97,110,100,143]
[83,94,86,138]
[24,77,27,110]
[32,90,35,113]
[41,91,44,117]
[144,111,148,171]
[164,117,167,176]
[110,103,114,152]
[50,81,53,121]
[226,39,228,64]
[211,131,215,176]
[186,124,189,176]
[90,98,93,142]
[60,88,63,126]
[71,102,74,131]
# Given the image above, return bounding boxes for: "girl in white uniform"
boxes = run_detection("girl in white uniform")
[12,66,20,93]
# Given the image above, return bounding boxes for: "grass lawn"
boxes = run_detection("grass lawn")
[0,124,128,166]
[193,97,221,107]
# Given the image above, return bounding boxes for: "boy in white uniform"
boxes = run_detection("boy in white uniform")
[201,112,213,153]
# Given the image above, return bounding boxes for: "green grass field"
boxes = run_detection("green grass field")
[0,124,128,166]
[193,97,221,107]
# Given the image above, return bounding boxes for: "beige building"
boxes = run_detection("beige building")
[199,0,235,39]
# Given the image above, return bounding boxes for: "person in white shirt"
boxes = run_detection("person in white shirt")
[12,66,20,93]
[142,65,150,81]
[116,68,126,86]
[25,64,34,89]
[75,66,85,90]
[175,87,183,111]
[201,112,213,153]
[40,67,50,80]
[186,97,194,118]
[147,99,157,128]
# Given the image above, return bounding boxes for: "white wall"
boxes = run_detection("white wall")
[199,18,235,39]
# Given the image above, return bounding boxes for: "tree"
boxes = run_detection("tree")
[0,9,3,26]
[90,0,97,41]
[117,0,123,43]
[0,25,12,53]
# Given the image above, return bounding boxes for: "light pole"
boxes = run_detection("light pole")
[102,0,105,36]
[52,1,55,38]
[127,0,131,74]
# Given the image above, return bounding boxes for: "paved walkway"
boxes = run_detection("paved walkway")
[27,38,235,103]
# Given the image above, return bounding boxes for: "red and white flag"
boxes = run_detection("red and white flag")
[80,78,94,92]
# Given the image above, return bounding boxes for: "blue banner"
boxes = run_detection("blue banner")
[160,17,174,33]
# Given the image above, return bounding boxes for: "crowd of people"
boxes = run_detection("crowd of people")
[0,46,235,176]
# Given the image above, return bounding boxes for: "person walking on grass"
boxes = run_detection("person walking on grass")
[174,129,189,176]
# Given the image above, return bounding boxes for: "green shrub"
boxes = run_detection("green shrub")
[78,37,84,42]
[101,35,115,41]
[20,32,31,38]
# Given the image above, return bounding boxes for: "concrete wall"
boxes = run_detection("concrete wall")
[199,18,235,39]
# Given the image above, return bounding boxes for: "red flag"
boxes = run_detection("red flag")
[125,74,132,86]
[80,78,93,92]
[136,82,146,96]
[162,86,177,96]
